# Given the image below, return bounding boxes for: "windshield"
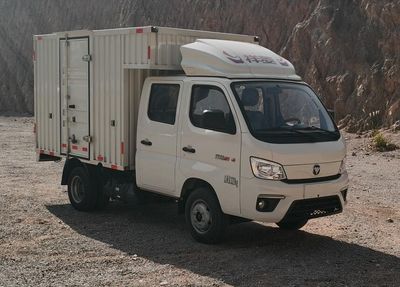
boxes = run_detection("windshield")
[231,81,340,143]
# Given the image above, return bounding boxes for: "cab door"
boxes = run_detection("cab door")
[178,81,242,216]
[136,81,182,195]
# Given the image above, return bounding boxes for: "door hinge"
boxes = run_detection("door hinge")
[82,54,92,62]
[83,135,93,143]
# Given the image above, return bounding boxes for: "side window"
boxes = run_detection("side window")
[148,84,180,125]
[190,85,236,134]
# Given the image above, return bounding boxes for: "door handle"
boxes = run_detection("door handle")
[182,146,196,154]
[141,139,152,146]
[68,104,76,109]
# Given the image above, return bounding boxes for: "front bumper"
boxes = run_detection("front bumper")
[240,171,349,223]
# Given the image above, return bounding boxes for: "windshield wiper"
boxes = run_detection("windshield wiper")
[254,127,318,141]
[296,126,339,136]
[255,126,338,138]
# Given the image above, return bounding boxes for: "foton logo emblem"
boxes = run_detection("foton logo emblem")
[313,164,321,176]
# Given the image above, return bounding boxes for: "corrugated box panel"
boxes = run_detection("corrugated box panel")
[34,35,60,155]
[91,33,125,167]
[123,26,257,69]
[124,31,151,67]
[154,32,194,67]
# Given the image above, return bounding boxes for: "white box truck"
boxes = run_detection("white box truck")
[34,26,348,243]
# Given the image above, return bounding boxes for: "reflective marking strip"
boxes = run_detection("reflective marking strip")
[97,155,104,161]
[136,28,143,33]
[61,144,67,148]
[72,145,78,150]
[82,147,88,152]
[111,165,118,170]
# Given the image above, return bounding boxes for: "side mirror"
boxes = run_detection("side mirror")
[202,109,235,134]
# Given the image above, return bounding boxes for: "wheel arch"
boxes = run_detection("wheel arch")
[61,158,84,185]
[178,177,219,214]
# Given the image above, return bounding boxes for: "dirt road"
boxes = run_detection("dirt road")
[0,117,399,286]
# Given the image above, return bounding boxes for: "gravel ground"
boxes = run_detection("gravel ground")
[0,117,399,287]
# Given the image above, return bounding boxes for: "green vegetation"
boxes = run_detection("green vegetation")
[372,132,398,152]
[370,129,380,138]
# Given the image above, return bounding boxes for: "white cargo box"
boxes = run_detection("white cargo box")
[34,26,257,170]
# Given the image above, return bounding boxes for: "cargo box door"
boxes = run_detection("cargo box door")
[60,37,90,159]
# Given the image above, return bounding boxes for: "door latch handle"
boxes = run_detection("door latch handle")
[182,146,196,154]
[68,104,76,109]
[70,134,78,144]
[141,139,152,146]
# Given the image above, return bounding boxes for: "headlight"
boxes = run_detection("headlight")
[339,158,346,174]
[250,157,286,180]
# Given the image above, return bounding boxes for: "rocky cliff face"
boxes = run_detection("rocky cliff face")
[0,0,399,130]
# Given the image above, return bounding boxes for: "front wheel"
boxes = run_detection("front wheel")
[185,187,227,244]
[276,219,308,230]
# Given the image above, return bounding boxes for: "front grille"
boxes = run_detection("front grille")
[282,195,342,221]
[281,174,341,184]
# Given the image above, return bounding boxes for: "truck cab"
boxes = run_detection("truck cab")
[135,74,348,243]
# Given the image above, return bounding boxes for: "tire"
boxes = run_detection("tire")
[185,187,227,244]
[67,167,98,211]
[276,219,308,230]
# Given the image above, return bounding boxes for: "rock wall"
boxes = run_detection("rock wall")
[0,0,399,130]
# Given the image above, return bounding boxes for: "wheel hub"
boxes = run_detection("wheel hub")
[70,175,85,204]
[196,212,203,221]
[191,200,212,234]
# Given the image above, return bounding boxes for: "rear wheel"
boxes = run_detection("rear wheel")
[185,187,227,244]
[276,219,308,230]
[67,167,97,211]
